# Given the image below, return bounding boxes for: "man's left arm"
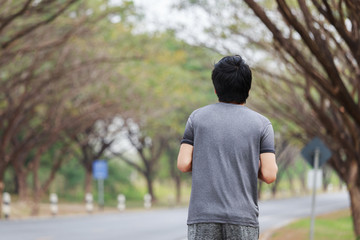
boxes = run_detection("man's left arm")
[177,143,193,172]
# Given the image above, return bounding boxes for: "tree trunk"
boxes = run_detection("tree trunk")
[271,180,278,198]
[286,171,295,195]
[31,156,41,216]
[175,175,181,204]
[145,173,156,202]
[31,193,41,216]
[257,180,263,200]
[299,173,308,194]
[30,187,47,216]
[16,170,28,201]
[322,166,332,192]
[339,179,344,190]
[14,172,19,195]
[85,169,93,194]
[0,170,5,218]
[347,160,360,237]
[348,186,360,237]
[12,161,29,201]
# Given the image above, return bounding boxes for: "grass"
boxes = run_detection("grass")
[269,209,355,240]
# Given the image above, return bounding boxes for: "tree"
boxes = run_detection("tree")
[112,120,168,202]
[244,1,360,235]
[72,120,117,194]
[272,142,299,197]
[258,133,300,199]
[165,140,185,204]
[0,0,81,216]
[108,32,217,202]
[0,0,137,216]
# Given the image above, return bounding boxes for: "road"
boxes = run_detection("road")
[0,192,349,240]
[258,191,349,231]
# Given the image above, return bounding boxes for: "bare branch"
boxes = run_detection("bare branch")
[1,0,79,49]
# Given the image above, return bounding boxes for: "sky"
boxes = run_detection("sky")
[132,0,176,31]
[131,0,212,44]
[129,0,268,64]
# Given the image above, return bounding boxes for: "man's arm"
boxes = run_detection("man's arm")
[177,143,193,172]
[258,153,278,184]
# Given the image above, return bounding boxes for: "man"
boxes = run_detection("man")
[177,55,278,240]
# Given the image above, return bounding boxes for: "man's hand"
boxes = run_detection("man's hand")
[258,153,278,184]
[177,143,193,172]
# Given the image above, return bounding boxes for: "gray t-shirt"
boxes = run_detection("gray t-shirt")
[181,102,275,227]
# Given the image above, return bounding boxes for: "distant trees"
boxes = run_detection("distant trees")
[257,132,304,199]
[0,0,82,216]
[0,0,138,215]
[166,140,186,204]
[109,35,217,202]
[1,0,217,216]
[71,121,116,194]
[270,136,300,198]
[112,122,168,202]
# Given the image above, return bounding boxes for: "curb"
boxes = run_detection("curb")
[259,219,298,240]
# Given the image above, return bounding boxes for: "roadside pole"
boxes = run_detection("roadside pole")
[144,193,152,209]
[117,194,126,211]
[85,193,94,213]
[2,192,11,219]
[49,193,58,216]
[301,137,332,240]
[98,178,104,210]
[309,148,320,240]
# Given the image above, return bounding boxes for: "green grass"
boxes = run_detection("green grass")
[269,209,356,240]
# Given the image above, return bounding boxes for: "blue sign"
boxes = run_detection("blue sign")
[93,160,108,179]
[301,137,332,168]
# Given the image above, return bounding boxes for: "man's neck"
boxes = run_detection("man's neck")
[220,101,245,106]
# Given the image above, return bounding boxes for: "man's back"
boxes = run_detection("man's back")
[182,102,274,227]
[177,55,277,240]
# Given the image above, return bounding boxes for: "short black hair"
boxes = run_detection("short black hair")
[212,55,252,104]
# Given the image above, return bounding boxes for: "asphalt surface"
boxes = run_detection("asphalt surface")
[0,192,349,240]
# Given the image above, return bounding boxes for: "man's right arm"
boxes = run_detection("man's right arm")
[177,143,193,172]
[258,153,278,184]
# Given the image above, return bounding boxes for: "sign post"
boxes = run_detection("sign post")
[301,137,332,240]
[93,160,108,210]
[309,148,319,240]
[98,178,104,210]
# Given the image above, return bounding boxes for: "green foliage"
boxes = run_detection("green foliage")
[117,31,218,138]
[59,157,85,191]
[104,159,143,201]
[48,157,145,203]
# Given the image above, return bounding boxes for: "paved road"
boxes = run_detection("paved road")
[0,192,349,240]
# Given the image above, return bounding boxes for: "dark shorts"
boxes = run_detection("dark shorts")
[187,223,259,240]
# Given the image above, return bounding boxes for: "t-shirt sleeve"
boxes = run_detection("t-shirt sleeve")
[260,123,275,154]
[180,116,194,145]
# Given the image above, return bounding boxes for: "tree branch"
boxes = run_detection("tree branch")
[1,0,79,49]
